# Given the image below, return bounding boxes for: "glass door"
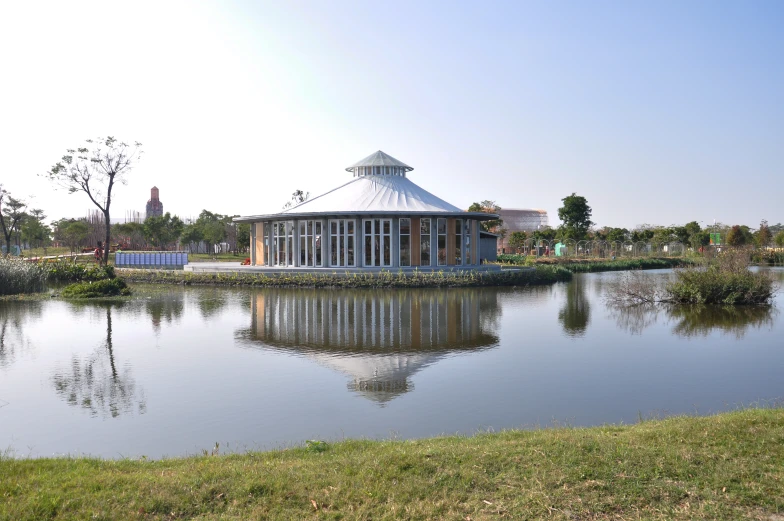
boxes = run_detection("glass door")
[329,219,355,267]
[364,218,392,267]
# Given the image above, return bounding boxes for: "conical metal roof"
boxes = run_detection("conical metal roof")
[345,150,413,172]
[279,175,463,214]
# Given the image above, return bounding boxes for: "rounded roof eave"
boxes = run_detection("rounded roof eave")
[234,211,499,223]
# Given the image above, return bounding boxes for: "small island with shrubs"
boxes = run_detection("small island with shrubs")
[1,258,131,299]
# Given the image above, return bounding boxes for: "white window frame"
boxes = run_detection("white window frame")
[299,220,324,267]
[363,218,392,267]
[329,219,355,267]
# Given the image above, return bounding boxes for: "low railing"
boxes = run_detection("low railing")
[115,251,189,268]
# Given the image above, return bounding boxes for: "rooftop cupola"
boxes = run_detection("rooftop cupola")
[346,150,413,177]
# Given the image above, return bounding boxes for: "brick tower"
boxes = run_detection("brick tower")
[145,186,163,219]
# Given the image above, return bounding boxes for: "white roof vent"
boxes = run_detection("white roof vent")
[346,150,413,177]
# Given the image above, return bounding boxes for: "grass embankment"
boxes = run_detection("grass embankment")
[497,255,692,273]
[117,265,572,288]
[2,409,782,520]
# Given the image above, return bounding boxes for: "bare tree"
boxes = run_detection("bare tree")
[0,185,27,255]
[46,137,143,265]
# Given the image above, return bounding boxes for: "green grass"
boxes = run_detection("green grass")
[1,408,782,520]
[116,265,572,288]
[188,252,249,262]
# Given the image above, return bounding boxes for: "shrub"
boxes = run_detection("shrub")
[47,261,114,283]
[0,257,48,295]
[608,251,776,306]
[496,254,529,266]
[667,267,775,305]
[61,278,131,298]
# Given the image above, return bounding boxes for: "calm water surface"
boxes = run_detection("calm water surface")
[1,269,782,458]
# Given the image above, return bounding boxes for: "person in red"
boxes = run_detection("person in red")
[94,241,103,264]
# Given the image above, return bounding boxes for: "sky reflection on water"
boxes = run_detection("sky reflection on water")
[0,270,781,458]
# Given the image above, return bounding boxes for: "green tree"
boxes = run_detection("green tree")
[54,219,89,253]
[195,210,227,256]
[143,213,184,250]
[531,226,557,242]
[180,223,204,253]
[0,186,27,254]
[20,209,51,251]
[683,221,701,240]
[755,220,772,248]
[631,227,655,242]
[651,227,676,245]
[557,193,593,241]
[468,200,504,236]
[113,222,144,249]
[692,231,711,249]
[46,137,143,265]
[775,231,784,247]
[507,231,527,253]
[237,223,251,253]
[725,225,752,247]
[606,228,629,243]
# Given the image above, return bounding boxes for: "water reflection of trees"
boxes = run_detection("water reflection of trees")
[196,288,228,319]
[236,288,501,404]
[559,276,591,337]
[669,305,777,339]
[0,302,42,368]
[145,296,184,333]
[610,303,776,338]
[52,303,145,418]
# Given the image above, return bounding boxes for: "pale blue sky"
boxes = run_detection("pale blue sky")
[1,1,781,229]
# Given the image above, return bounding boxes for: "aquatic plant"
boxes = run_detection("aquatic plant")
[608,251,777,305]
[47,261,114,283]
[61,278,131,298]
[0,257,48,295]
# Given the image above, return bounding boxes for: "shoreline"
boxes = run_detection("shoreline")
[2,408,781,520]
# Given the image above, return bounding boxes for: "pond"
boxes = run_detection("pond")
[1,269,782,458]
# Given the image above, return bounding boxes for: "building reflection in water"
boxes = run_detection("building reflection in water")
[238,289,500,405]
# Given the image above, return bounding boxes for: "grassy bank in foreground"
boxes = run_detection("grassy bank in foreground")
[2,409,782,520]
[117,265,572,288]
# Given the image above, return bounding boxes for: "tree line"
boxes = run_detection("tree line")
[0,192,251,255]
[470,194,784,252]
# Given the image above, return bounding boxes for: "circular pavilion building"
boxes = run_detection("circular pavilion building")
[234,151,498,270]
